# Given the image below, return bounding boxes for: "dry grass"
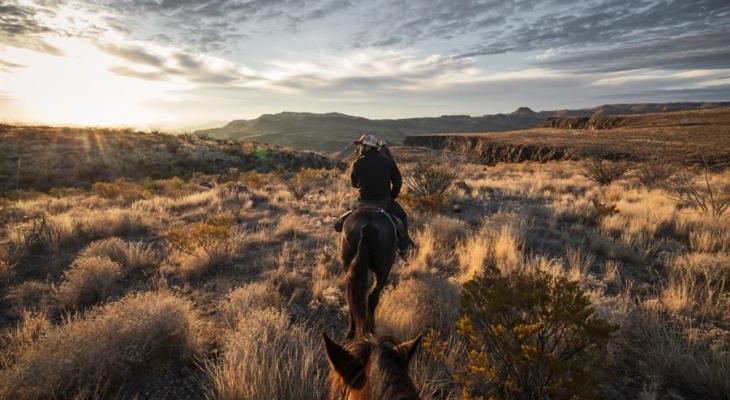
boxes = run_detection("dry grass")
[4,281,54,317]
[622,309,730,399]
[456,229,490,283]
[207,308,327,400]
[221,281,285,325]
[493,225,523,275]
[1,139,728,399]
[0,291,201,400]
[56,256,123,309]
[376,276,460,339]
[78,238,159,271]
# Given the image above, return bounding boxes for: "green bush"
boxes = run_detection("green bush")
[436,270,618,399]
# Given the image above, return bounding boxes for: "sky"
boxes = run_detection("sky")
[1,0,729,129]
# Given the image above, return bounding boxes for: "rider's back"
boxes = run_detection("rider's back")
[351,151,401,201]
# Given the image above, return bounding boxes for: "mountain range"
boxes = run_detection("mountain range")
[195,102,730,155]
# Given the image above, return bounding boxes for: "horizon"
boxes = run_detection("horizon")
[2,1,730,129]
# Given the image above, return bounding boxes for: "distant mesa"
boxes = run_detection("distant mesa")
[511,107,536,116]
[196,101,730,154]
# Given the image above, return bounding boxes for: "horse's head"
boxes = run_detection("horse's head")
[323,333,422,400]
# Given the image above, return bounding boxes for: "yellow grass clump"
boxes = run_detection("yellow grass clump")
[57,256,123,309]
[1,291,201,400]
[376,276,460,339]
[207,308,327,400]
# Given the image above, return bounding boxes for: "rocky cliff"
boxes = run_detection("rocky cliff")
[544,116,627,129]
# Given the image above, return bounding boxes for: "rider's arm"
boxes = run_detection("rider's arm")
[390,161,402,199]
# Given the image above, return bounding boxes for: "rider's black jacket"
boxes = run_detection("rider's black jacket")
[351,149,402,201]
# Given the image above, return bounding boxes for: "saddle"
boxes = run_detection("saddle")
[333,204,406,243]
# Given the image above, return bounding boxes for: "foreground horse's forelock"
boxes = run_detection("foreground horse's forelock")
[323,334,422,400]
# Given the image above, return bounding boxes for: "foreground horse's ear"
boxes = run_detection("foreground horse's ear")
[395,333,423,364]
[322,334,364,386]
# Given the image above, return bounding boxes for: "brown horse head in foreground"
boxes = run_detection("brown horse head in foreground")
[323,333,422,400]
[339,208,397,339]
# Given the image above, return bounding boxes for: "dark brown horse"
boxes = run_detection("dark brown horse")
[339,208,397,339]
[323,333,422,400]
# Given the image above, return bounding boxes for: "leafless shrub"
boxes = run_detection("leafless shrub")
[662,163,730,216]
[636,161,676,189]
[1,292,201,399]
[579,158,632,186]
[404,161,456,198]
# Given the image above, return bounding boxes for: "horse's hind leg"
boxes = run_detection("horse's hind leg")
[367,268,389,333]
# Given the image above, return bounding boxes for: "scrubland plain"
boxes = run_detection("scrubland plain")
[0,127,729,399]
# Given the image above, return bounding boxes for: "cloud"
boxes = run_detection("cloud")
[351,0,730,76]
[0,59,26,69]
[0,2,64,55]
[534,33,730,73]
[108,65,167,81]
[97,42,165,66]
[88,0,353,51]
[99,40,267,86]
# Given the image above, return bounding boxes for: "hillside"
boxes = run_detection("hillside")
[0,125,341,193]
[0,141,728,399]
[404,107,730,166]
[196,102,730,154]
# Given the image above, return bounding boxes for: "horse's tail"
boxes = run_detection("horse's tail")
[347,224,378,337]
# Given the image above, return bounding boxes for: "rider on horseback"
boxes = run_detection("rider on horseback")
[350,133,412,256]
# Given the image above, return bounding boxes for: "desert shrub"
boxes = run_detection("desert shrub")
[636,161,675,189]
[448,270,618,400]
[273,215,307,240]
[4,281,54,317]
[402,161,456,211]
[79,237,159,271]
[4,311,51,361]
[281,168,328,200]
[6,215,81,261]
[376,276,460,339]
[662,164,730,216]
[139,176,185,195]
[426,215,469,245]
[579,158,632,186]
[56,256,123,309]
[82,208,150,238]
[92,180,149,202]
[222,281,285,325]
[622,309,730,399]
[1,291,201,399]
[163,215,242,279]
[207,308,328,400]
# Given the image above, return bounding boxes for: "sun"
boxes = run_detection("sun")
[0,37,184,127]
